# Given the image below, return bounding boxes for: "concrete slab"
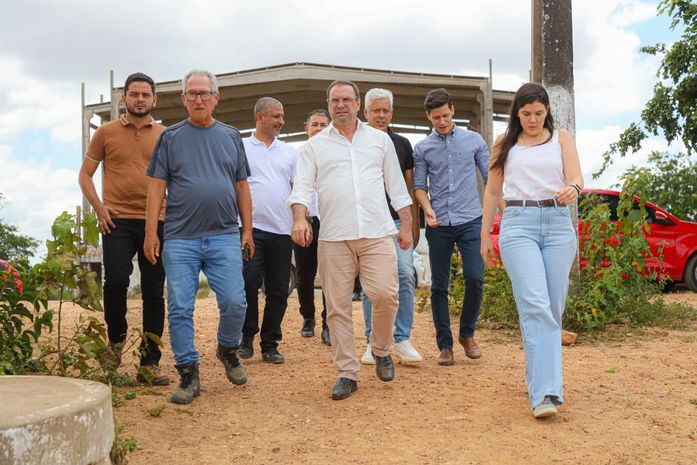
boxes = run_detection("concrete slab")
[0,375,114,465]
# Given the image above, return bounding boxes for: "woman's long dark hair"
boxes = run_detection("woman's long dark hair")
[491,83,554,172]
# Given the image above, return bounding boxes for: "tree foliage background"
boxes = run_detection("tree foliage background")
[0,194,38,262]
[597,0,696,174]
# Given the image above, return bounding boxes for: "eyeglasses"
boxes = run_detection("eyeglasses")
[183,91,215,101]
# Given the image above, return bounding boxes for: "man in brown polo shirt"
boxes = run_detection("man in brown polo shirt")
[78,72,169,385]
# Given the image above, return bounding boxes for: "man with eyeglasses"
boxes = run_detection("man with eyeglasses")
[78,72,169,386]
[288,80,413,400]
[295,109,331,345]
[144,69,254,405]
[238,97,297,364]
[360,88,423,366]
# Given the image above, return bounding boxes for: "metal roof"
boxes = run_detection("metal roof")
[84,62,513,143]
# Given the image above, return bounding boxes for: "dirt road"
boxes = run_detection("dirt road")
[108,292,697,465]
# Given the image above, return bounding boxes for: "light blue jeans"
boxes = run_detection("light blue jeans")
[162,233,247,367]
[362,220,415,343]
[498,204,577,409]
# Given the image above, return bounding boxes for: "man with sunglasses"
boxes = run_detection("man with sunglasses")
[145,69,254,405]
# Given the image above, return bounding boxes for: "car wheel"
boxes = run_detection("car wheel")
[685,254,697,293]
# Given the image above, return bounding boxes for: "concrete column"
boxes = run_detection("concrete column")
[0,376,114,465]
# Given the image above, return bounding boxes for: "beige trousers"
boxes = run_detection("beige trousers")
[318,236,398,381]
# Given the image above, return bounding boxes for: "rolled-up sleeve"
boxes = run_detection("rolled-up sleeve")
[475,135,490,184]
[412,144,427,191]
[286,142,316,210]
[383,138,412,212]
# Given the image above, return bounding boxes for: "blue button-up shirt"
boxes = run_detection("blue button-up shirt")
[413,126,489,226]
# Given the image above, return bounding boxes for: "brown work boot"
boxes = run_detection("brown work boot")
[459,337,482,359]
[137,364,171,386]
[438,348,455,366]
[99,341,123,370]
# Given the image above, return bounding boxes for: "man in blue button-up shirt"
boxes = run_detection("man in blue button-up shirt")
[413,88,489,366]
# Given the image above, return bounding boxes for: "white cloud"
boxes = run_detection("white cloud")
[0,145,83,260]
[573,1,662,119]
[0,56,81,143]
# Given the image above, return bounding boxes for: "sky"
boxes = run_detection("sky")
[0,0,687,258]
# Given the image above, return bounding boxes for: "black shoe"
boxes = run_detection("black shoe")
[170,364,201,405]
[373,352,395,382]
[331,377,358,400]
[300,318,315,337]
[216,345,247,385]
[321,326,331,346]
[238,335,253,359]
[261,347,285,364]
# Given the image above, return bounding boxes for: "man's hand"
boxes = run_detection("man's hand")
[241,229,255,260]
[397,223,413,250]
[291,217,313,247]
[144,232,160,265]
[96,204,119,234]
[424,208,442,228]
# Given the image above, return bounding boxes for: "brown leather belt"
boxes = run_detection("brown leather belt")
[505,199,558,207]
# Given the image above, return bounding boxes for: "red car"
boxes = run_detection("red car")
[489,189,697,292]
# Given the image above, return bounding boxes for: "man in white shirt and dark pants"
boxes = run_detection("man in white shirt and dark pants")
[239,97,297,364]
[288,80,413,400]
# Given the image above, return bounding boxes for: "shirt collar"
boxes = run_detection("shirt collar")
[433,124,460,140]
[328,118,365,136]
[249,132,280,148]
[120,114,155,127]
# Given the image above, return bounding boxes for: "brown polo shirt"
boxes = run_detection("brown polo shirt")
[86,114,165,220]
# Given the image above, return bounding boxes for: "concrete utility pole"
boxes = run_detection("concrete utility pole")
[531,0,581,295]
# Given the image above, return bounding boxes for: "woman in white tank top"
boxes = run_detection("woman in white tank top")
[479,83,583,419]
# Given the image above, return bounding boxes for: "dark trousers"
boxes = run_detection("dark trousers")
[425,217,484,350]
[242,228,292,350]
[102,218,165,365]
[293,216,327,327]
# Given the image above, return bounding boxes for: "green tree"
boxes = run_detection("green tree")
[0,194,38,262]
[597,0,697,175]
[619,151,697,221]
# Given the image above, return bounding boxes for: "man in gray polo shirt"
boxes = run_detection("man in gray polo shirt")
[144,69,254,405]
[238,97,297,364]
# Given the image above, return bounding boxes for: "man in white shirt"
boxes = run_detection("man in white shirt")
[287,80,413,400]
[239,97,298,364]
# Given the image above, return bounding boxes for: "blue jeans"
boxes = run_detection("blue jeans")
[162,233,247,367]
[499,205,576,408]
[362,220,415,343]
[425,217,483,350]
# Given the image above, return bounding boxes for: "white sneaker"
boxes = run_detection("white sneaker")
[532,396,558,418]
[361,344,375,365]
[392,340,423,364]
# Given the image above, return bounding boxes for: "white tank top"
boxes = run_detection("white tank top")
[503,129,565,200]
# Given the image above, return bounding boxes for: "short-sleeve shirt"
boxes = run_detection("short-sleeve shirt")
[243,134,298,235]
[147,119,251,240]
[386,128,414,220]
[85,115,165,220]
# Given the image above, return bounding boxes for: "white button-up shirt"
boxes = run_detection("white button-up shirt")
[244,134,297,235]
[287,120,412,241]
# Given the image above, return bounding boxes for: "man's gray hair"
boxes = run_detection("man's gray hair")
[182,69,218,93]
[254,97,283,116]
[365,88,393,109]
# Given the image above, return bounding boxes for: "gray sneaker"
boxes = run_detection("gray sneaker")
[216,345,248,385]
[532,396,558,418]
[170,364,201,405]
